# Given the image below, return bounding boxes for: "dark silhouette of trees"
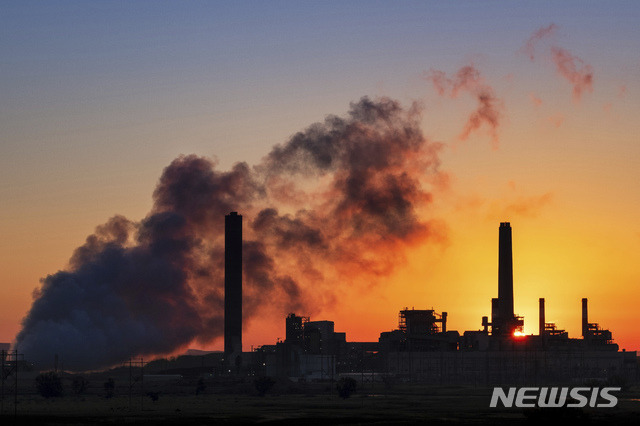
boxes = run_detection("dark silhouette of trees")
[71,375,89,395]
[254,376,275,396]
[35,371,63,398]
[103,378,115,399]
[196,377,207,395]
[336,377,357,399]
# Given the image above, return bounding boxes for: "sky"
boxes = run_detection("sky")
[1,1,639,366]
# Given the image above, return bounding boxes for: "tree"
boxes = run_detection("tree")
[336,377,357,399]
[35,371,63,398]
[71,375,89,395]
[381,374,395,391]
[254,376,275,396]
[195,377,207,395]
[103,378,115,399]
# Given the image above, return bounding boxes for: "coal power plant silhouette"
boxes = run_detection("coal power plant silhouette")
[145,217,638,386]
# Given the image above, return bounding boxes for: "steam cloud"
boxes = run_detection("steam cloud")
[521,23,559,61]
[16,97,445,371]
[550,47,594,101]
[522,24,594,101]
[424,65,503,148]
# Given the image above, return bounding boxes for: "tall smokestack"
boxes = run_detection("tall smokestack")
[582,298,588,338]
[539,298,545,336]
[498,222,514,328]
[225,212,242,357]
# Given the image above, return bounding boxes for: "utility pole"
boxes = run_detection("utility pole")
[128,357,144,412]
[1,350,21,417]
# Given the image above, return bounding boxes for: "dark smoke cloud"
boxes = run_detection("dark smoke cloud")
[18,214,204,370]
[424,65,504,148]
[16,96,445,371]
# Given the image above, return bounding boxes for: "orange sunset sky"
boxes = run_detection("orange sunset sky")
[1,2,639,364]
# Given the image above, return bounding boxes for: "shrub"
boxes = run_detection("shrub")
[195,377,207,395]
[35,371,63,398]
[381,374,395,390]
[254,376,275,396]
[607,374,628,391]
[336,377,357,399]
[103,378,115,399]
[71,375,89,395]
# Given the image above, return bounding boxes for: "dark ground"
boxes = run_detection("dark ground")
[2,375,639,425]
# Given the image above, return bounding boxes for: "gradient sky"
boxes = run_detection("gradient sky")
[2,1,639,356]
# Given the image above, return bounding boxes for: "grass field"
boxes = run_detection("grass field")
[2,374,640,425]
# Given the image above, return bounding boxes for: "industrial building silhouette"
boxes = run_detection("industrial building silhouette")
[212,216,638,385]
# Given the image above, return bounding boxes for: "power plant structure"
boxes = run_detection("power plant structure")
[200,216,637,384]
[247,221,638,385]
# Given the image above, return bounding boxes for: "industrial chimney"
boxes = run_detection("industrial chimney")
[539,298,545,337]
[490,222,519,336]
[582,298,588,338]
[224,212,242,357]
[498,222,515,324]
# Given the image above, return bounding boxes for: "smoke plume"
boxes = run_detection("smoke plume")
[522,24,594,101]
[15,97,445,371]
[550,46,594,101]
[521,23,559,61]
[424,65,503,148]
